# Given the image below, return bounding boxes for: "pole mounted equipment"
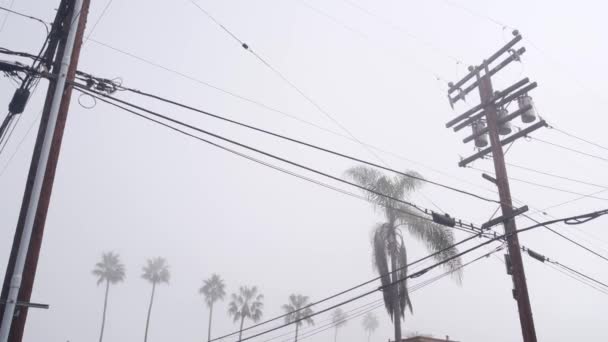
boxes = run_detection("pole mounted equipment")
[444,30,541,342]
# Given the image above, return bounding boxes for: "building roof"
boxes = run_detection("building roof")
[401,336,458,342]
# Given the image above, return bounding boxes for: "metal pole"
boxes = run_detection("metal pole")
[479,74,538,342]
[0,0,84,340]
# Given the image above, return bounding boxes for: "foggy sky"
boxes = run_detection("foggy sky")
[1,0,607,341]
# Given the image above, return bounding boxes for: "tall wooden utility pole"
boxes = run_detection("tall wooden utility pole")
[444,31,546,342]
[0,0,90,341]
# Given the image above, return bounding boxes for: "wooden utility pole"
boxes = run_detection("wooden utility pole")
[445,31,546,342]
[479,74,537,342]
[0,0,90,341]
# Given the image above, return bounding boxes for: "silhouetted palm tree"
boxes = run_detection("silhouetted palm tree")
[200,274,226,342]
[331,308,347,342]
[92,252,126,342]
[228,286,264,341]
[282,294,314,342]
[346,165,462,342]
[361,312,379,342]
[141,257,170,342]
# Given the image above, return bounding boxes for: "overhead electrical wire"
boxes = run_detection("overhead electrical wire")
[521,214,608,264]
[77,87,491,238]
[522,246,608,294]
[188,0,390,168]
[295,0,449,84]
[469,166,608,202]
[74,85,464,222]
[46,40,498,201]
[0,0,17,33]
[89,80,504,206]
[226,213,605,342]
[280,246,503,342]
[37,88,608,339]
[0,4,49,35]
[340,0,465,65]
[83,0,113,43]
[550,126,608,153]
[505,162,608,190]
[530,136,608,163]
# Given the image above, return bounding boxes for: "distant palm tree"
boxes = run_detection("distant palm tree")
[228,286,264,341]
[282,294,314,342]
[331,308,348,342]
[361,312,379,342]
[200,274,227,342]
[346,166,462,342]
[92,252,126,342]
[141,257,170,342]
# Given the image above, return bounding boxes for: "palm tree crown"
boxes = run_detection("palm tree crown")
[228,285,264,341]
[346,165,462,342]
[200,274,226,307]
[282,294,314,327]
[228,286,264,323]
[362,312,379,340]
[331,308,348,328]
[142,257,170,284]
[92,252,126,285]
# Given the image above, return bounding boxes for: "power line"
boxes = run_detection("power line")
[544,262,608,296]
[78,87,485,235]
[530,136,608,163]
[234,213,607,342]
[506,162,608,190]
[0,4,49,35]
[188,0,390,168]
[340,0,464,65]
[0,109,40,177]
[550,126,608,153]
[469,166,608,202]
[522,246,608,294]
[438,0,513,30]
[521,214,608,264]
[289,247,501,342]
[103,81,503,206]
[296,0,449,84]
[0,0,16,33]
[71,39,499,201]
[83,0,113,43]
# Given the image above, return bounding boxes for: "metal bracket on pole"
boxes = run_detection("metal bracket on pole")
[481,206,529,229]
[0,300,49,310]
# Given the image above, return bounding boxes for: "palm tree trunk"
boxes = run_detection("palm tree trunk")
[238,315,246,341]
[334,327,338,342]
[391,256,402,342]
[207,304,214,342]
[294,324,299,342]
[368,330,371,342]
[98,280,110,342]
[144,282,157,342]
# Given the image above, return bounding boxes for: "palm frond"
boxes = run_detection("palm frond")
[372,224,394,319]
[397,237,413,315]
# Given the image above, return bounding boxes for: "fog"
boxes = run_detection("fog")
[1,0,607,341]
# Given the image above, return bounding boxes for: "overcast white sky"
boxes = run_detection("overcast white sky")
[1,0,608,341]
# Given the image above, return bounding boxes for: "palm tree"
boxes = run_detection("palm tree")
[199,274,227,342]
[331,308,347,342]
[228,286,264,341]
[282,294,314,342]
[362,312,379,342]
[141,257,170,342]
[346,165,462,342]
[92,252,126,342]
